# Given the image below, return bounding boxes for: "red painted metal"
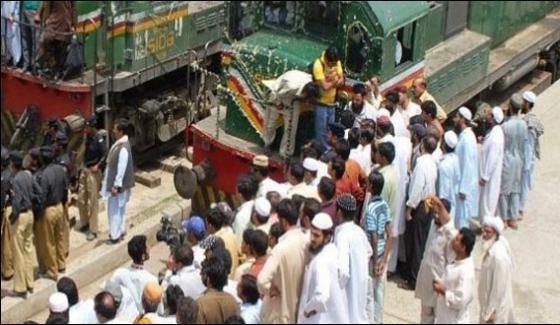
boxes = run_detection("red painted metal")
[1,67,92,120]
[191,124,286,195]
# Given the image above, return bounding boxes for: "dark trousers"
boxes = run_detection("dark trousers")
[404,201,434,286]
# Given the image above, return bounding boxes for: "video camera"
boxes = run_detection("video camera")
[156,215,185,250]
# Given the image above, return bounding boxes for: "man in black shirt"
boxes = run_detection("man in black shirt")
[1,147,14,280]
[77,116,107,241]
[7,151,35,298]
[37,147,69,281]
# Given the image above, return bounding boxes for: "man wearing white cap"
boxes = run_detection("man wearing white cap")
[262,70,320,158]
[251,197,272,234]
[48,292,70,322]
[479,107,505,219]
[335,194,372,324]
[297,213,349,324]
[302,158,321,187]
[437,131,460,216]
[499,94,528,229]
[520,91,544,218]
[479,217,515,324]
[453,107,479,228]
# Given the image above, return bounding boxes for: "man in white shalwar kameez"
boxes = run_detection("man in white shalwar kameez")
[453,107,479,229]
[437,131,460,217]
[479,107,505,219]
[335,194,372,324]
[433,228,476,324]
[499,94,529,229]
[262,70,319,158]
[415,196,457,324]
[520,91,544,218]
[479,217,515,324]
[297,213,349,324]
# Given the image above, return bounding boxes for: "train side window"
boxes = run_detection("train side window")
[264,1,296,30]
[229,2,255,40]
[303,2,341,40]
[345,23,371,75]
[395,23,416,67]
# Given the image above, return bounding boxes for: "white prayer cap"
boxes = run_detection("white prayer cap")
[303,158,319,172]
[444,131,458,149]
[254,197,271,217]
[312,212,333,230]
[49,292,69,313]
[458,106,472,121]
[483,216,505,235]
[523,91,536,104]
[492,106,504,124]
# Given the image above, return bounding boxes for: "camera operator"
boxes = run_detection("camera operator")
[161,244,206,300]
[181,216,207,269]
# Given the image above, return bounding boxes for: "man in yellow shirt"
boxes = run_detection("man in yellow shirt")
[412,78,447,122]
[312,46,344,153]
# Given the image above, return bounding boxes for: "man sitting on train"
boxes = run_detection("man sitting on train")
[262,70,320,158]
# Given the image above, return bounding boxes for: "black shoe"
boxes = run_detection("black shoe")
[27,288,34,294]
[107,238,120,245]
[76,224,90,233]
[2,274,14,281]
[8,291,27,299]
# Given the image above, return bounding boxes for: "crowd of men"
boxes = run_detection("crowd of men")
[1,45,545,324]
[2,1,77,78]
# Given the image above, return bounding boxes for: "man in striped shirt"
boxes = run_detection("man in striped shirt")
[363,170,393,324]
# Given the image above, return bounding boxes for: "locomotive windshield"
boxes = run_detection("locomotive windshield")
[303,1,341,41]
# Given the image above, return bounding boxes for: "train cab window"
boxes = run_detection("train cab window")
[229,2,256,40]
[345,24,371,75]
[303,2,341,40]
[264,1,296,30]
[395,23,416,67]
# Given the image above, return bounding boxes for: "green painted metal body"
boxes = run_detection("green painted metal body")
[73,1,224,74]
[467,1,560,47]
[223,1,430,145]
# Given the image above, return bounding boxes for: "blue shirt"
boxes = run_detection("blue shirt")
[364,196,391,257]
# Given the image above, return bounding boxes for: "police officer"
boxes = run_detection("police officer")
[1,146,14,280]
[43,117,61,147]
[7,151,35,298]
[54,132,72,257]
[77,116,106,241]
[37,146,69,281]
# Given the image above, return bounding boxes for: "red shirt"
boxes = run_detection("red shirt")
[248,255,269,279]
[335,178,365,203]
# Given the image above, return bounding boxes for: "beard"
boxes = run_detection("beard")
[309,243,326,256]
[352,101,364,114]
[482,236,497,256]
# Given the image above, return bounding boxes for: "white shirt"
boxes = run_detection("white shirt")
[349,144,372,175]
[335,222,372,324]
[435,257,475,324]
[415,221,457,307]
[145,312,177,324]
[109,266,158,312]
[241,301,263,324]
[69,300,96,324]
[257,177,280,198]
[345,101,378,127]
[193,244,206,269]
[407,154,438,209]
[478,238,515,324]
[297,243,349,324]
[161,265,206,300]
[400,101,422,125]
[233,200,255,243]
[391,109,408,138]
[288,182,320,201]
